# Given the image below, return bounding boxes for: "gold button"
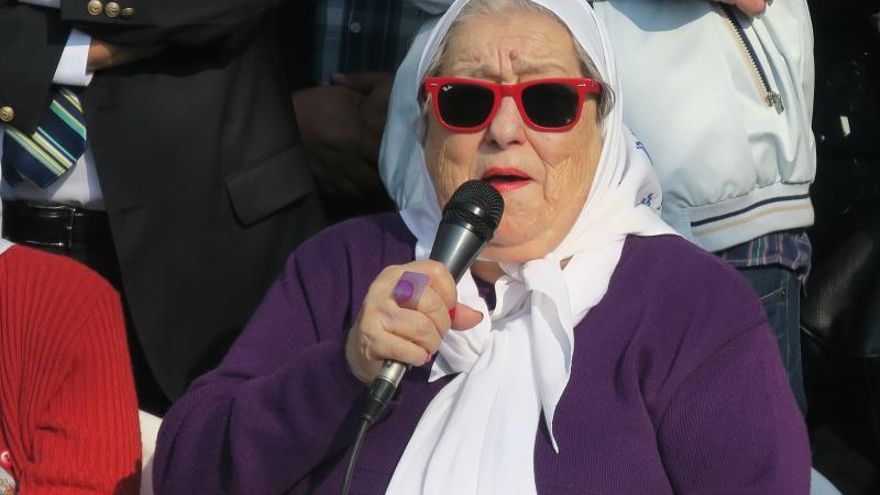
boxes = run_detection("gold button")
[120,6,135,18]
[87,0,103,16]
[0,106,14,123]
[104,1,120,17]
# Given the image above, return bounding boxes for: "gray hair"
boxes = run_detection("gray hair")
[422,0,614,119]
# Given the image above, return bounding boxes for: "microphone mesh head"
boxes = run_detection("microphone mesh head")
[441,180,505,240]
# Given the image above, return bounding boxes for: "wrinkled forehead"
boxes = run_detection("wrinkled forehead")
[441,12,581,78]
[418,0,609,84]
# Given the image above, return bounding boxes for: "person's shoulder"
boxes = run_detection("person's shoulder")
[316,213,411,242]
[284,213,415,274]
[2,244,116,299]
[0,246,121,343]
[623,234,754,292]
[296,213,413,254]
[610,235,783,423]
[622,234,728,271]
[616,234,765,331]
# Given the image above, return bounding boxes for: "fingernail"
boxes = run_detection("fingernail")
[392,279,414,303]
[448,307,457,320]
[393,271,429,309]
[424,351,432,365]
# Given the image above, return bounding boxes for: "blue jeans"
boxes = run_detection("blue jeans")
[737,266,807,414]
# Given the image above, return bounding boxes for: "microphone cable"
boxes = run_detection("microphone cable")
[339,417,371,495]
[340,377,398,495]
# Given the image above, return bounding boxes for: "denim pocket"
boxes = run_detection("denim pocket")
[759,285,789,305]
[739,266,807,412]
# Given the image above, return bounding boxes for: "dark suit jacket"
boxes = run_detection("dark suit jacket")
[0,0,325,400]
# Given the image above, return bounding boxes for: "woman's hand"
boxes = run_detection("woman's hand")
[345,260,483,384]
[713,0,768,16]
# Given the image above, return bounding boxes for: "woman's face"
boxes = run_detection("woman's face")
[425,10,603,263]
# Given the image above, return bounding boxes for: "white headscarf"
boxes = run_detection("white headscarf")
[379,1,678,493]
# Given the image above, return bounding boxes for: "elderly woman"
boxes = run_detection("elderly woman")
[153,0,809,493]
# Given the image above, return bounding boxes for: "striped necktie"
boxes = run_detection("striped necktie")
[2,86,87,188]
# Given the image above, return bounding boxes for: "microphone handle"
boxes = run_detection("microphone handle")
[362,361,407,424]
[364,222,487,423]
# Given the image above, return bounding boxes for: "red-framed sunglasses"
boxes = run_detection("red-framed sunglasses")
[423,77,602,133]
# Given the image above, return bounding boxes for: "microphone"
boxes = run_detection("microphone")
[362,179,504,424]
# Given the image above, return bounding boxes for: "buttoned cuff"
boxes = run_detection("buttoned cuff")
[53,29,94,87]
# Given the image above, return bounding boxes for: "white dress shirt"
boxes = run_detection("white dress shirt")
[0,1,104,211]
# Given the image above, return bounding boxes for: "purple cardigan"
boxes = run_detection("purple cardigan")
[153,214,810,494]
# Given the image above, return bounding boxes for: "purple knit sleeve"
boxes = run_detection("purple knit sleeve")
[152,236,374,494]
[656,322,811,494]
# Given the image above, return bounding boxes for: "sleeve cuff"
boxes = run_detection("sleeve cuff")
[18,0,61,7]
[53,29,94,87]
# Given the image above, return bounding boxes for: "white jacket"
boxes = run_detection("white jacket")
[592,0,816,251]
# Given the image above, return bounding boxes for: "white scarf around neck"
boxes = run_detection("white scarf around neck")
[379,1,678,493]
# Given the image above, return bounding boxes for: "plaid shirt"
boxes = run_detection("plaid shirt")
[717,231,812,282]
[312,0,430,84]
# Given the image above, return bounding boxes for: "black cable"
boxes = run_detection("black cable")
[339,377,398,495]
[339,417,371,495]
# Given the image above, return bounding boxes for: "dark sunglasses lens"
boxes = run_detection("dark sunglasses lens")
[437,83,495,128]
[522,83,579,128]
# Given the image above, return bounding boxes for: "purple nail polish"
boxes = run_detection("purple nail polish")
[392,280,414,303]
[393,271,429,309]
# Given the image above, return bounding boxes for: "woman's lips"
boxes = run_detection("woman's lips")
[481,167,532,192]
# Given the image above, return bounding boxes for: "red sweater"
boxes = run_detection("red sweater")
[0,245,141,494]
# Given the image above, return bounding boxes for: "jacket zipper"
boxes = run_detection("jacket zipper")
[715,3,784,113]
